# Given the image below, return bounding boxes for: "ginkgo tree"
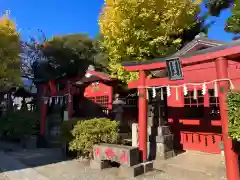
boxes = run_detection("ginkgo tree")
[0,11,21,90]
[99,0,203,82]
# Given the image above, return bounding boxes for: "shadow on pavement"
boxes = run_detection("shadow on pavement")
[0,141,70,173]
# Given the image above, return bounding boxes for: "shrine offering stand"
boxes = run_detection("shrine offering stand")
[90,143,153,177]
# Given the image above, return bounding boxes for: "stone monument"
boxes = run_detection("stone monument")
[112,94,125,124]
[147,93,175,160]
[90,143,153,177]
[132,90,175,160]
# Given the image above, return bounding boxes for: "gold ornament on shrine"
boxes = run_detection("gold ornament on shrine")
[92,82,100,92]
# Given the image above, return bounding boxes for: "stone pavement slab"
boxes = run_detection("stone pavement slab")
[154,151,227,180]
[1,147,178,180]
[0,151,49,180]
[0,170,9,180]
[0,144,227,180]
[33,159,178,180]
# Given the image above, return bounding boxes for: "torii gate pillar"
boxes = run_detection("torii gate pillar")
[138,70,148,161]
[215,57,239,180]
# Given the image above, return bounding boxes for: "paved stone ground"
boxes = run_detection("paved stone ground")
[154,151,227,180]
[0,170,9,180]
[0,142,177,180]
[33,159,180,180]
[0,141,227,180]
[3,149,178,180]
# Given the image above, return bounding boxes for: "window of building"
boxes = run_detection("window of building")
[57,83,65,91]
[184,90,204,107]
[184,90,204,118]
[208,89,220,117]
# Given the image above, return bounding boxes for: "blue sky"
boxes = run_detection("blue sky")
[0,0,234,42]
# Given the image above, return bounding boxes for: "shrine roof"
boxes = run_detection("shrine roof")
[122,39,240,68]
[14,87,35,98]
[73,70,115,85]
[173,37,225,57]
[89,70,112,81]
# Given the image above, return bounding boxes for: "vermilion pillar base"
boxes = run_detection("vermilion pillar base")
[216,57,239,180]
[40,103,47,136]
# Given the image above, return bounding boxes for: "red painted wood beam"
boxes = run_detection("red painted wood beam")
[216,57,239,180]
[40,84,47,136]
[128,80,139,88]
[40,103,47,136]
[138,71,148,161]
[124,46,240,72]
[68,82,73,119]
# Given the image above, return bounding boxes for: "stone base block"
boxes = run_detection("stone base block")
[147,116,167,127]
[147,116,154,126]
[150,134,174,143]
[158,126,171,136]
[119,133,130,140]
[156,150,175,160]
[119,164,144,178]
[148,126,171,136]
[147,142,173,155]
[144,161,154,173]
[90,160,109,170]
[156,142,174,152]
[118,161,154,178]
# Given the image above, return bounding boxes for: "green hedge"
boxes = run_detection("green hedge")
[0,111,39,140]
[68,118,119,157]
[228,91,240,140]
[60,119,78,143]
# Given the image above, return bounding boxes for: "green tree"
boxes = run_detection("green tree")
[99,0,205,82]
[40,34,108,81]
[92,35,110,72]
[204,0,233,16]
[21,33,107,111]
[42,34,94,79]
[21,33,108,84]
[225,0,240,35]
[204,0,239,36]
[0,12,21,90]
[20,30,47,81]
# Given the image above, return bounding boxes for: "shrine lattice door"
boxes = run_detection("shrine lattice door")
[84,82,113,115]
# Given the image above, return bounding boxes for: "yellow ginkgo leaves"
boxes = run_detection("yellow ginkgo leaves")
[99,0,200,82]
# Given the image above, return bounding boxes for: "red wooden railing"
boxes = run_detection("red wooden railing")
[180,131,222,154]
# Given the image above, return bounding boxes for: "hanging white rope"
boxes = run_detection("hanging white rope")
[44,99,48,104]
[176,87,179,100]
[138,78,234,90]
[41,93,69,106]
[68,94,72,103]
[160,88,164,100]
[137,78,235,100]
[49,97,52,104]
[183,84,188,96]
[146,89,149,100]
[152,87,156,98]
[41,93,69,100]
[214,81,218,97]
[166,86,171,97]
[202,83,207,95]
[193,87,197,99]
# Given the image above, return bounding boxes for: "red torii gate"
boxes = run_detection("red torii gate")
[122,41,240,180]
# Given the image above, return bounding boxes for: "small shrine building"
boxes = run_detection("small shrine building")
[123,37,240,180]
